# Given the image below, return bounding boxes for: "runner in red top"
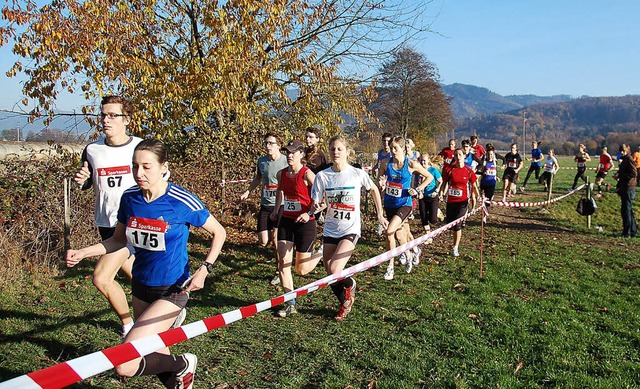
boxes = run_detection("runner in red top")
[595,146,612,197]
[270,140,322,317]
[438,138,457,166]
[439,148,479,257]
[470,135,486,161]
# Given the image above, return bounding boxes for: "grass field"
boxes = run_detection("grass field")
[1,155,639,388]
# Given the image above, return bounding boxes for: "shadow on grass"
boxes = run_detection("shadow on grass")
[0,307,120,383]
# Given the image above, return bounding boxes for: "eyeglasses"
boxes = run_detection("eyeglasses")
[100,113,127,119]
[263,141,278,146]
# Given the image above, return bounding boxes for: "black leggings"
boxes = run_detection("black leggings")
[480,184,496,208]
[418,196,439,226]
[522,165,540,187]
[572,167,587,189]
[539,172,553,189]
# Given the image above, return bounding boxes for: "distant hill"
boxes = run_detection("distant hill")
[442,83,573,120]
[453,95,640,154]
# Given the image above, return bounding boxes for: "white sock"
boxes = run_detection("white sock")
[122,321,134,336]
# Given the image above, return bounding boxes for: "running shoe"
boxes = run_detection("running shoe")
[376,223,384,236]
[399,252,407,265]
[412,246,421,265]
[452,246,459,257]
[276,301,298,317]
[171,308,187,329]
[405,252,413,273]
[520,186,525,192]
[437,208,445,222]
[270,274,281,285]
[176,353,197,389]
[502,196,506,202]
[122,322,134,338]
[384,264,394,280]
[335,279,356,322]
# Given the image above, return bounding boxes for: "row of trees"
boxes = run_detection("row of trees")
[1,0,454,167]
[1,128,86,143]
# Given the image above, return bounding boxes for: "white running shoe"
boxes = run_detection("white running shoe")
[376,223,384,236]
[176,353,197,389]
[399,252,407,265]
[384,265,395,280]
[172,308,187,329]
[452,246,460,257]
[270,274,281,285]
[405,251,414,273]
[412,247,421,265]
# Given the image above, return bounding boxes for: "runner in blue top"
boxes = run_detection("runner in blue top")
[378,136,433,280]
[66,139,226,389]
[520,141,544,191]
[417,152,442,238]
[479,144,500,222]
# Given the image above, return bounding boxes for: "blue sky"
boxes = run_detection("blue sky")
[1,0,639,111]
[418,0,640,97]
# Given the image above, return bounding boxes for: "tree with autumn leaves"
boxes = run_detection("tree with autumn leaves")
[1,1,438,157]
[370,47,453,153]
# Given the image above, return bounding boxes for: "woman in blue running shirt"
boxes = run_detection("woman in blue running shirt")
[67,139,226,389]
[479,144,500,221]
[378,136,433,280]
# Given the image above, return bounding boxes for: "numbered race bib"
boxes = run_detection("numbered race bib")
[262,184,277,201]
[448,188,463,197]
[97,165,130,188]
[385,181,402,197]
[284,197,302,212]
[486,168,497,176]
[126,217,168,251]
[545,164,554,172]
[329,201,355,221]
[508,162,518,168]
[444,158,452,164]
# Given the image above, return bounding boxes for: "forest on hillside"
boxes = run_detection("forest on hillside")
[454,95,640,153]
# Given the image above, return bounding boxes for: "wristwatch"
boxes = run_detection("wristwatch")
[201,262,214,274]
[307,210,314,216]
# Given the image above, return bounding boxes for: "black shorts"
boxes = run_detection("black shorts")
[419,196,439,226]
[131,279,189,309]
[503,169,518,183]
[596,171,608,179]
[257,205,281,233]
[98,226,116,240]
[384,206,413,223]
[324,234,359,245]
[277,217,316,253]
[446,201,468,231]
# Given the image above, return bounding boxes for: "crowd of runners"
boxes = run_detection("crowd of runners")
[63,96,638,388]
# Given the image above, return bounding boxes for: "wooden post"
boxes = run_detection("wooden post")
[64,178,71,251]
[221,163,226,214]
[586,176,592,229]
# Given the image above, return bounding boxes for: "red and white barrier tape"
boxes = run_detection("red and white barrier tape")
[220,178,252,186]
[486,184,585,208]
[558,166,618,171]
[0,206,482,389]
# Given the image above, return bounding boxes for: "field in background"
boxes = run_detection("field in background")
[0,153,639,388]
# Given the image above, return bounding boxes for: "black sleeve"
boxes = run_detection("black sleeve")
[79,147,93,191]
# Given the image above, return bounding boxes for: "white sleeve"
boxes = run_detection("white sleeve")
[311,172,325,202]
